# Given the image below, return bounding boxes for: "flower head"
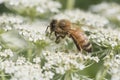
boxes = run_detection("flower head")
[0,14,48,42]
[42,51,99,75]
[0,56,43,80]
[88,27,120,49]
[104,54,120,80]
[89,2,120,26]
[4,0,61,17]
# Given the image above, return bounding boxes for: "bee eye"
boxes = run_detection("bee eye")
[51,19,57,27]
[60,21,66,28]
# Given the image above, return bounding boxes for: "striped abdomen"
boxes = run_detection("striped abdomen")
[69,29,92,52]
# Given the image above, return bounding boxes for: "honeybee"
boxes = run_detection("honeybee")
[46,19,92,52]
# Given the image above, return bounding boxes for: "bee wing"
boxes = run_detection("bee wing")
[72,24,84,32]
[71,24,78,30]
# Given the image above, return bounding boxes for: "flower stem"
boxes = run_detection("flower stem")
[27,48,32,61]
[66,0,75,10]
[1,71,5,80]
[95,66,108,80]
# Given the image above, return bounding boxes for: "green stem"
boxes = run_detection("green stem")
[66,0,75,10]
[1,71,5,80]
[27,48,32,61]
[64,71,72,80]
[95,66,108,80]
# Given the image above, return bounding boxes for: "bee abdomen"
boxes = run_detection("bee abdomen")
[82,41,92,52]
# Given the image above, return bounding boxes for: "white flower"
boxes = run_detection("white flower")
[89,2,120,25]
[0,14,25,27]
[0,56,43,80]
[4,0,61,17]
[90,2,120,16]
[75,63,85,70]
[42,51,99,75]
[16,57,26,65]
[0,49,14,57]
[104,54,120,80]
[0,60,15,73]
[33,57,41,63]
[43,71,54,80]
[4,49,14,57]
[56,66,65,74]
[89,27,120,49]
[0,14,48,42]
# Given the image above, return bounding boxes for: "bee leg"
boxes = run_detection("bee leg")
[59,32,67,39]
[67,33,71,37]
[61,34,66,38]
[49,31,53,37]
[45,25,53,37]
[55,36,61,43]
[55,32,61,43]
[45,26,49,36]
[80,48,83,53]
[45,26,49,33]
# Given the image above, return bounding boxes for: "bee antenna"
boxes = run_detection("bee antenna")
[45,25,49,33]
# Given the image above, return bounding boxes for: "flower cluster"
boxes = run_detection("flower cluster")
[90,2,120,16]
[14,23,47,42]
[0,14,47,42]
[0,48,14,70]
[0,56,43,80]
[53,9,109,27]
[0,48,44,80]
[42,51,99,76]
[0,14,24,31]
[4,0,61,17]
[0,49,13,57]
[88,27,120,49]
[104,54,120,80]
[89,2,120,26]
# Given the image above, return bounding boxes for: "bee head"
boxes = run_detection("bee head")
[50,19,58,31]
[46,19,57,35]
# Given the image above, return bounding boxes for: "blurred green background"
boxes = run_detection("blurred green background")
[75,0,120,9]
[58,0,120,10]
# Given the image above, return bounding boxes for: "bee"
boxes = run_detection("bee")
[46,19,92,52]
